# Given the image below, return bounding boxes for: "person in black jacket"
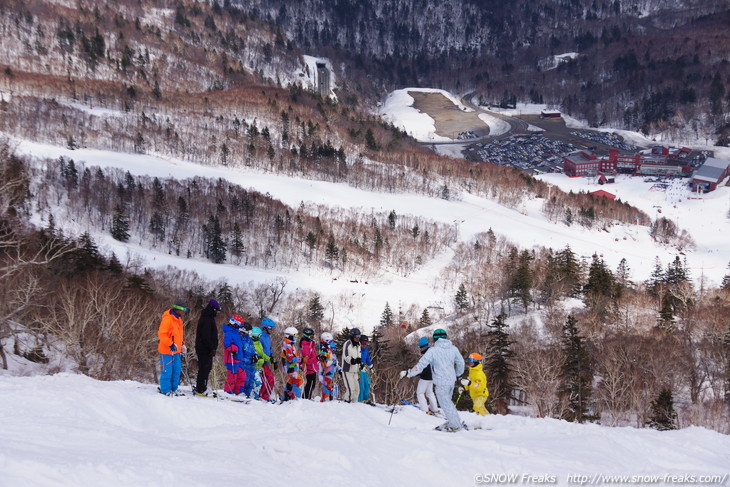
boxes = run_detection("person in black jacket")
[194,299,221,395]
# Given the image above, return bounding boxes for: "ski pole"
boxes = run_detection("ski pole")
[389,375,404,426]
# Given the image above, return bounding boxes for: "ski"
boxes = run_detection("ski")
[401,399,444,418]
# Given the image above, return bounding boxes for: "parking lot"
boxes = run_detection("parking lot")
[463,134,578,174]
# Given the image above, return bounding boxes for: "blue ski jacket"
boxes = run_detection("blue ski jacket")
[361,346,373,367]
[260,330,273,362]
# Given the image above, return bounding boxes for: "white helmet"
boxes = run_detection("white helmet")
[320,332,333,341]
[284,326,298,336]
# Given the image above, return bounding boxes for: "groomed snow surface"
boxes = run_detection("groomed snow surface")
[0,374,728,487]
[379,88,473,142]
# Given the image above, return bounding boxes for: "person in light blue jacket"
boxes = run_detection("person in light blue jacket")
[401,328,465,432]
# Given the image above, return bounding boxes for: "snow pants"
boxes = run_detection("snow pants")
[225,367,246,394]
[417,378,439,413]
[435,383,462,430]
[195,351,214,393]
[283,368,303,401]
[242,365,255,397]
[259,363,275,401]
[358,369,371,402]
[341,370,360,403]
[320,372,335,402]
[304,372,317,399]
[252,369,264,399]
[159,353,182,394]
[472,394,489,416]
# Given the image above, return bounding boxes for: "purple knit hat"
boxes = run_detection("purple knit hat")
[208,299,221,311]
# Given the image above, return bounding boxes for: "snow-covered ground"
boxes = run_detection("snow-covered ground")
[478,112,511,136]
[0,374,728,487]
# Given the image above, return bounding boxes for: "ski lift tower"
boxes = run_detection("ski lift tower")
[316,62,330,98]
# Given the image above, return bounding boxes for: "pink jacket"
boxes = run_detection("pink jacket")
[300,338,319,374]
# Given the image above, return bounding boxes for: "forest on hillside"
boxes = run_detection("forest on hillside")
[238,0,730,143]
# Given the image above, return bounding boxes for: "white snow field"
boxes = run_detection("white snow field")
[0,374,728,487]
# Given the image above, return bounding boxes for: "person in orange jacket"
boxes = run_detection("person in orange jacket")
[158,300,188,396]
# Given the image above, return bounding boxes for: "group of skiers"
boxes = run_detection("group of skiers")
[157,299,374,404]
[157,299,488,432]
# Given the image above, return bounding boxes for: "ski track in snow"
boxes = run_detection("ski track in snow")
[0,374,728,487]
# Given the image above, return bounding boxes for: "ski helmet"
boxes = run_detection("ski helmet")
[360,334,369,343]
[302,327,315,339]
[284,326,298,336]
[468,352,483,363]
[418,336,430,349]
[433,328,447,340]
[260,317,276,329]
[172,300,188,313]
[250,326,263,338]
[229,315,244,327]
[243,321,252,331]
[349,328,361,338]
[320,332,333,341]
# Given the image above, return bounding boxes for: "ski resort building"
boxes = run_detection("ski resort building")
[540,110,561,119]
[563,148,693,177]
[691,157,730,192]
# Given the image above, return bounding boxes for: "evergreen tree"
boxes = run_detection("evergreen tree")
[583,254,619,317]
[455,283,469,313]
[205,215,226,264]
[305,231,317,255]
[486,313,515,415]
[647,388,678,431]
[380,302,394,327]
[387,210,397,228]
[325,232,339,267]
[656,294,676,331]
[559,315,594,423]
[216,283,234,310]
[509,250,533,311]
[107,253,123,274]
[615,258,633,291]
[111,205,130,242]
[308,295,325,325]
[149,211,165,245]
[418,308,432,327]
[557,245,581,296]
[646,257,665,299]
[74,232,105,272]
[230,222,245,263]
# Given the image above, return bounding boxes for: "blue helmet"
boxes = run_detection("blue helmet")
[260,318,276,329]
[250,326,263,338]
[418,337,430,349]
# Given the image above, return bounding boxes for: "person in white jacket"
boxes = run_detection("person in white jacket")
[401,328,465,431]
[341,328,362,403]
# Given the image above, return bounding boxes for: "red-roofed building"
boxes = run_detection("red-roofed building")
[590,190,616,200]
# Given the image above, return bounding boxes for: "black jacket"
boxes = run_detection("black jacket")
[419,349,433,381]
[195,304,219,356]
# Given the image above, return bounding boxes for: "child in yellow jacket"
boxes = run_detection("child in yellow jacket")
[460,353,489,415]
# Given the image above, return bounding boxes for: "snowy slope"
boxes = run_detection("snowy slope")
[10,135,730,334]
[0,374,728,487]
